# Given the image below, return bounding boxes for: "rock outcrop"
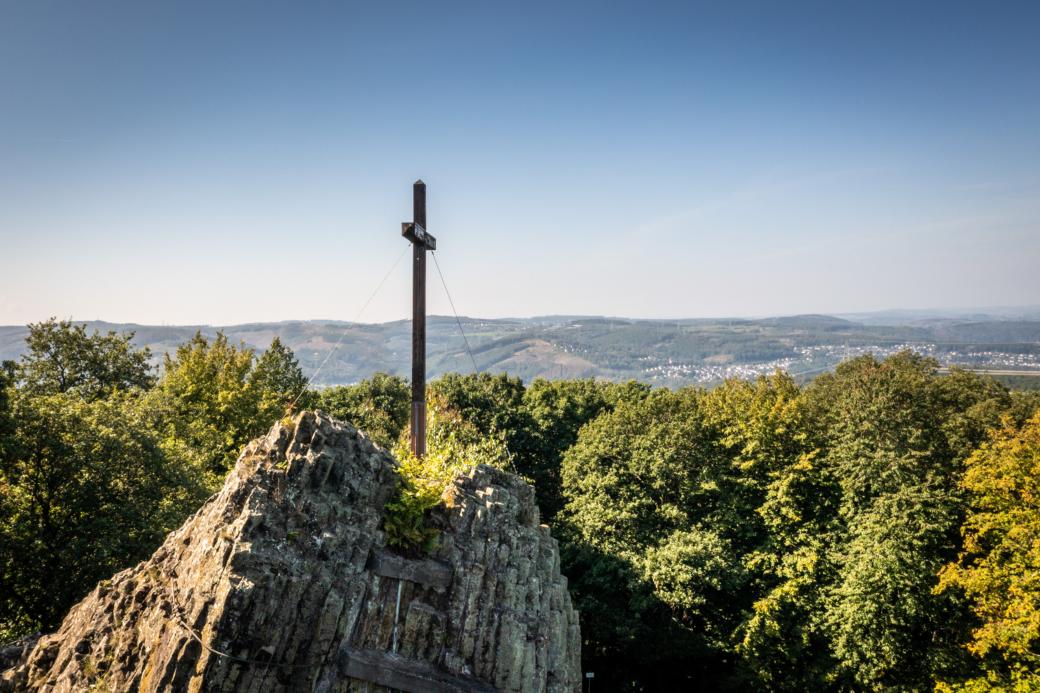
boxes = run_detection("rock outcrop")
[1,412,581,692]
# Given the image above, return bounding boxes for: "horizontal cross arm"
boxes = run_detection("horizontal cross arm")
[401,222,436,250]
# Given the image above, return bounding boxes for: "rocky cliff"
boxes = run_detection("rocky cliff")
[1,412,581,692]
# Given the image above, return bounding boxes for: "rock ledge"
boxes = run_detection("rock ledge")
[1,412,581,692]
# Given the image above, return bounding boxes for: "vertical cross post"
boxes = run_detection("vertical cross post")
[402,180,436,457]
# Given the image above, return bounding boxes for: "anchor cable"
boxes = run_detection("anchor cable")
[285,244,409,414]
[431,250,480,374]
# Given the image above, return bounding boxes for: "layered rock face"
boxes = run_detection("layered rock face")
[1,412,581,692]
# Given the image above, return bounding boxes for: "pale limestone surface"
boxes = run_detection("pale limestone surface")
[1,412,580,692]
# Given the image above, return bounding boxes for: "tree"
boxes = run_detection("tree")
[428,372,541,498]
[0,362,14,466]
[700,373,811,551]
[560,388,745,689]
[250,337,311,423]
[429,372,530,449]
[736,447,839,691]
[317,372,410,449]
[151,332,258,477]
[18,318,154,400]
[0,328,313,640]
[0,391,204,637]
[702,373,837,690]
[1009,389,1040,425]
[936,413,1040,691]
[151,333,313,481]
[428,374,650,521]
[804,353,982,689]
[518,379,614,520]
[934,367,1012,462]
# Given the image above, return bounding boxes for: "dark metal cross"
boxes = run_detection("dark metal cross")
[401,180,436,457]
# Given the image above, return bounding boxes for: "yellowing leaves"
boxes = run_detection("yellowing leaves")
[937,413,1040,690]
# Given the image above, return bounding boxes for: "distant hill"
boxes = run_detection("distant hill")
[755,314,858,330]
[2,313,1039,387]
[837,305,1040,325]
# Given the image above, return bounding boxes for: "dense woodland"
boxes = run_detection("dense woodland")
[2,319,1039,690]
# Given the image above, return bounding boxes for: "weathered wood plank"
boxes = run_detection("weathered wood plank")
[366,548,453,590]
[340,648,496,693]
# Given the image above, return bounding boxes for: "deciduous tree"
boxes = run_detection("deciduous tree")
[0,392,204,636]
[317,372,409,449]
[937,413,1040,691]
[18,318,153,400]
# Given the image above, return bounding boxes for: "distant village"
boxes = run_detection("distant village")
[642,344,1040,383]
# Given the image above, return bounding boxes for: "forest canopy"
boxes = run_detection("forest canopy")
[1,319,1039,691]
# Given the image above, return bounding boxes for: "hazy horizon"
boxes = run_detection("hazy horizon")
[4,302,1040,330]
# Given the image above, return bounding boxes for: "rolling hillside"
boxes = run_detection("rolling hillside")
[2,314,1039,386]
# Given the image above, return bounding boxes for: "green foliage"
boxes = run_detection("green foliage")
[935,367,1013,461]
[250,337,311,423]
[644,527,741,624]
[427,373,650,522]
[151,332,308,479]
[18,318,154,400]
[825,485,963,686]
[317,372,409,448]
[0,324,315,640]
[382,396,510,553]
[519,378,643,520]
[0,391,205,636]
[2,313,1036,693]
[0,362,14,465]
[381,474,441,553]
[430,372,528,440]
[560,388,749,685]
[702,374,836,690]
[800,353,1011,689]
[0,323,212,639]
[562,389,720,561]
[701,372,812,550]
[151,332,257,478]
[429,372,543,514]
[936,413,1040,691]
[814,356,962,688]
[552,356,1023,690]
[1009,389,1040,423]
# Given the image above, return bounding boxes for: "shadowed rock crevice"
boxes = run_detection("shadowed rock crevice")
[1,412,581,692]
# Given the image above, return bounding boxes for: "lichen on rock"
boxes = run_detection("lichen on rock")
[1,411,581,692]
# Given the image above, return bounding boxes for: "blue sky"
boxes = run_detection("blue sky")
[2,1,1038,325]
